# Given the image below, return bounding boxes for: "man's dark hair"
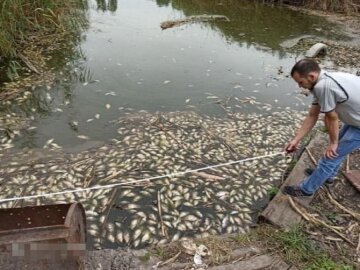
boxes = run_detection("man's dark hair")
[291,59,320,77]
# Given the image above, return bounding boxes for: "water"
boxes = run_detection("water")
[0,0,351,249]
[2,0,346,150]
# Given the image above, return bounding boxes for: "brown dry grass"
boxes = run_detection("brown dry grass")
[304,0,360,13]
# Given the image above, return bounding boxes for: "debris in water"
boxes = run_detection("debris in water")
[77,135,90,140]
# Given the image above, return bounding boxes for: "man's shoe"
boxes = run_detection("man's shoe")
[282,186,313,197]
[304,168,335,185]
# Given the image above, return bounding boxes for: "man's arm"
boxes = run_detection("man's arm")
[285,105,320,153]
[324,110,339,159]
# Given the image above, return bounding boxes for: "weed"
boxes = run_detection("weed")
[267,186,279,198]
[154,247,167,259]
[275,226,315,262]
[306,254,353,270]
[6,61,21,81]
[248,225,354,269]
[287,159,297,171]
[138,252,150,262]
[0,0,88,60]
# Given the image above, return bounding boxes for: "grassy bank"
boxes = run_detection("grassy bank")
[303,0,360,13]
[272,0,360,13]
[0,0,87,84]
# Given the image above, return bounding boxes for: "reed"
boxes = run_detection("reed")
[0,0,88,59]
[264,0,360,13]
[304,0,360,13]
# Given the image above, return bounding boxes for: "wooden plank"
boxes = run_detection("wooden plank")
[259,132,327,229]
[343,170,360,192]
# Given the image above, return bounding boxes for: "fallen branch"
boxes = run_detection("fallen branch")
[18,53,40,74]
[288,197,355,246]
[160,15,229,30]
[158,191,168,239]
[321,188,360,221]
[191,171,225,181]
[158,251,181,267]
[83,164,95,188]
[101,187,119,230]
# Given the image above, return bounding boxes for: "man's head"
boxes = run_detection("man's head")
[291,59,321,90]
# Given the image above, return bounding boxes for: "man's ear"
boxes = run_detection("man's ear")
[307,72,318,82]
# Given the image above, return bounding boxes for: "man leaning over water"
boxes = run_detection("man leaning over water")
[283,59,360,197]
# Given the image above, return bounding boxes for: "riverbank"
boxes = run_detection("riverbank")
[0,0,87,100]
[283,5,360,72]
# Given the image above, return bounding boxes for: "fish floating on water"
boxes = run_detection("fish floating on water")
[0,105,305,249]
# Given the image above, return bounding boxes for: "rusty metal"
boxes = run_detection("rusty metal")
[0,202,86,270]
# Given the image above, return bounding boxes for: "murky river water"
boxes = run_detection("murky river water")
[2,0,345,151]
[0,0,350,250]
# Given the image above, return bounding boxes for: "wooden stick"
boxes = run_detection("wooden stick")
[346,155,350,172]
[322,189,360,220]
[158,251,181,267]
[288,196,311,221]
[18,53,40,74]
[101,187,119,229]
[288,197,355,246]
[305,147,317,166]
[157,191,168,239]
[83,165,95,188]
[191,171,225,181]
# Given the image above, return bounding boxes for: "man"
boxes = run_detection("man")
[283,59,360,197]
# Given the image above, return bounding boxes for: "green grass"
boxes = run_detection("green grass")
[267,186,279,198]
[153,246,168,259]
[305,255,353,270]
[138,252,151,262]
[233,225,354,269]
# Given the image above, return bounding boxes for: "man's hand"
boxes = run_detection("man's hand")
[324,143,338,159]
[285,139,299,154]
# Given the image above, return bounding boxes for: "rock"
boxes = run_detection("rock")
[305,43,327,58]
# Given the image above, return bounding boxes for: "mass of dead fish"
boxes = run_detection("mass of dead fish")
[0,102,306,250]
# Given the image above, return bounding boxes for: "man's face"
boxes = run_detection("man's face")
[292,71,318,90]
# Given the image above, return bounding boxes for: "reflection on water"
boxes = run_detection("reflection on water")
[95,0,118,12]
[0,0,350,150]
[158,0,346,50]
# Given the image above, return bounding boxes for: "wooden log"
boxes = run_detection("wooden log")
[259,132,327,229]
